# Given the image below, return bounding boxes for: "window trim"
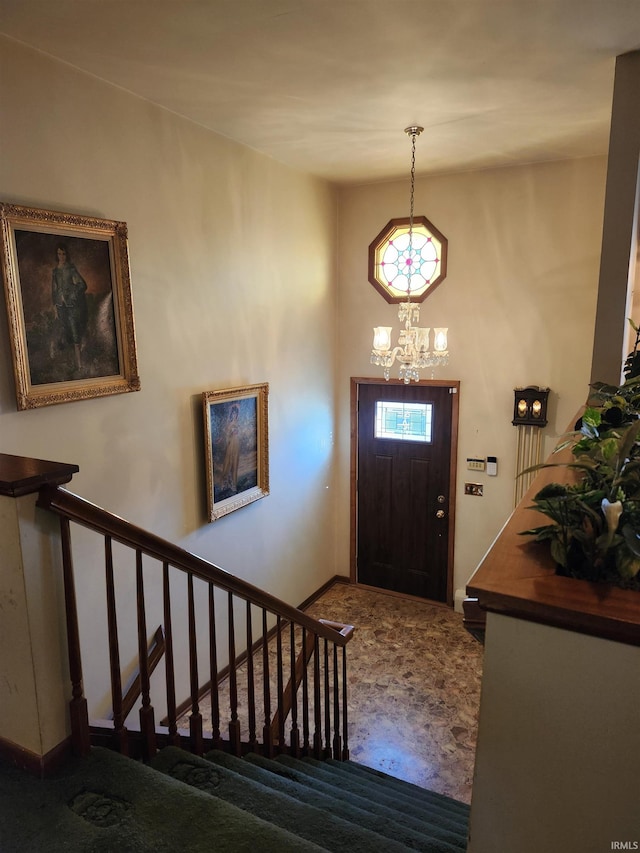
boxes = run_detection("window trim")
[368,215,448,304]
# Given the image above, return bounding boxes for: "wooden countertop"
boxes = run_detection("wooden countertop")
[466,440,640,647]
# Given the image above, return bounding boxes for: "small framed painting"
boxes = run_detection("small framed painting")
[0,202,140,409]
[203,383,269,521]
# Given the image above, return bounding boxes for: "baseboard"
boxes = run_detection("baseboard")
[297,574,350,611]
[0,733,72,778]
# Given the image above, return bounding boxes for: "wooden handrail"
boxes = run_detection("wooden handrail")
[0,452,78,497]
[318,619,355,642]
[37,485,351,647]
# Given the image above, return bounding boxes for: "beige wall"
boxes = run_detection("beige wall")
[469,613,640,852]
[0,495,69,754]
[336,157,607,595]
[0,37,338,713]
[0,35,612,720]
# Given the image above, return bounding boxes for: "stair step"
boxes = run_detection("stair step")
[244,752,468,850]
[1,746,470,852]
[151,746,411,852]
[275,754,469,837]
[206,749,465,852]
[311,756,470,818]
[0,746,323,852]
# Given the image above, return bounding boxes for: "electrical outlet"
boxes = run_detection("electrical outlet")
[467,458,486,471]
[465,482,484,496]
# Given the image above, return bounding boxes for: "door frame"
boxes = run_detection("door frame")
[350,376,460,606]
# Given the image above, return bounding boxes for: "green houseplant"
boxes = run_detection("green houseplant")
[521,321,640,590]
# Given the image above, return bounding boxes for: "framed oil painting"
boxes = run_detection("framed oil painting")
[0,202,140,410]
[203,383,269,521]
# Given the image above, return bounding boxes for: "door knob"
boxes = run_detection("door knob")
[436,509,446,519]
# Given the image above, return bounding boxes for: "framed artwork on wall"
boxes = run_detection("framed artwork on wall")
[0,202,140,410]
[202,383,269,521]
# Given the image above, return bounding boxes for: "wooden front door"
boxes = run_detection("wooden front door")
[352,378,458,604]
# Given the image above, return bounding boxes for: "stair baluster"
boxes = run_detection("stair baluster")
[136,550,156,760]
[323,639,331,758]
[313,634,322,758]
[207,585,222,749]
[289,622,300,756]
[341,644,349,759]
[276,616,285,747]
[227,591,241,754]
[59,515,91,757]
[187,572,203,755]
[162,562,180,747]
[301,627,310,752]
[262,608,274,757]
[246,601,258,752]
[332,642,341,758]
[105,535,128,755]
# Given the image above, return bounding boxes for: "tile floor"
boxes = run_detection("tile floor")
[304,584,484,804]
[193,582,483,805]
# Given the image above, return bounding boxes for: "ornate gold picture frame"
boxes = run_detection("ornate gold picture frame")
[203,383,269,521]
[0,202,140,409]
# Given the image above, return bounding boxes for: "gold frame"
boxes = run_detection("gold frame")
[202,383,269,521]
[0,202,140,409]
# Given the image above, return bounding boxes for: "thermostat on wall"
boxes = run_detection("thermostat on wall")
[487,456,498,476]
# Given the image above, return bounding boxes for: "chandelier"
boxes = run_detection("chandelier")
[370,126,449,383]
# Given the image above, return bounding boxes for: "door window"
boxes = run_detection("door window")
[374,400,433,443]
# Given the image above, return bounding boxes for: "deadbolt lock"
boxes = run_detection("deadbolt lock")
[437,495,446,504]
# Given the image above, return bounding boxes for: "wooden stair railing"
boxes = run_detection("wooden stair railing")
[269,619,354,752]
[37,484,354,763]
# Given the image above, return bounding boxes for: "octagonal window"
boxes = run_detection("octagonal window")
[368,215,448,304]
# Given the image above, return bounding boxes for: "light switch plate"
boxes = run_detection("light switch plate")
[465,483,484,496]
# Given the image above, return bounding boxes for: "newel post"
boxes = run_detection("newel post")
[0,453,80,774]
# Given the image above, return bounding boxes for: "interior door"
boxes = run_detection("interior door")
[354,379,457,603]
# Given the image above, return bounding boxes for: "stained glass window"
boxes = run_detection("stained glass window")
[374,401,433,443]
[368,216,448,304]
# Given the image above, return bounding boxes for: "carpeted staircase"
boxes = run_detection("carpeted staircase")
[0,746,469,852]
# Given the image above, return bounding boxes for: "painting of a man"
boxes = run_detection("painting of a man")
[15,229,120,385]
[51,243,88,372]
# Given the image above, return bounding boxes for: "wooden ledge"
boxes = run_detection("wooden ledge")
[0,453,79,498]
[467,442,640,647]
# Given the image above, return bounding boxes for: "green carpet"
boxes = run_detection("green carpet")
[245,752,468,849]
[321,757,470,817]
[0,746,469,851]
[151,746,412,852]
[205,749,469,851]
[0,748,322,852]
[273,753,469,835]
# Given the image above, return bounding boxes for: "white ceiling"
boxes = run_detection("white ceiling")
[1,0,640,185]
